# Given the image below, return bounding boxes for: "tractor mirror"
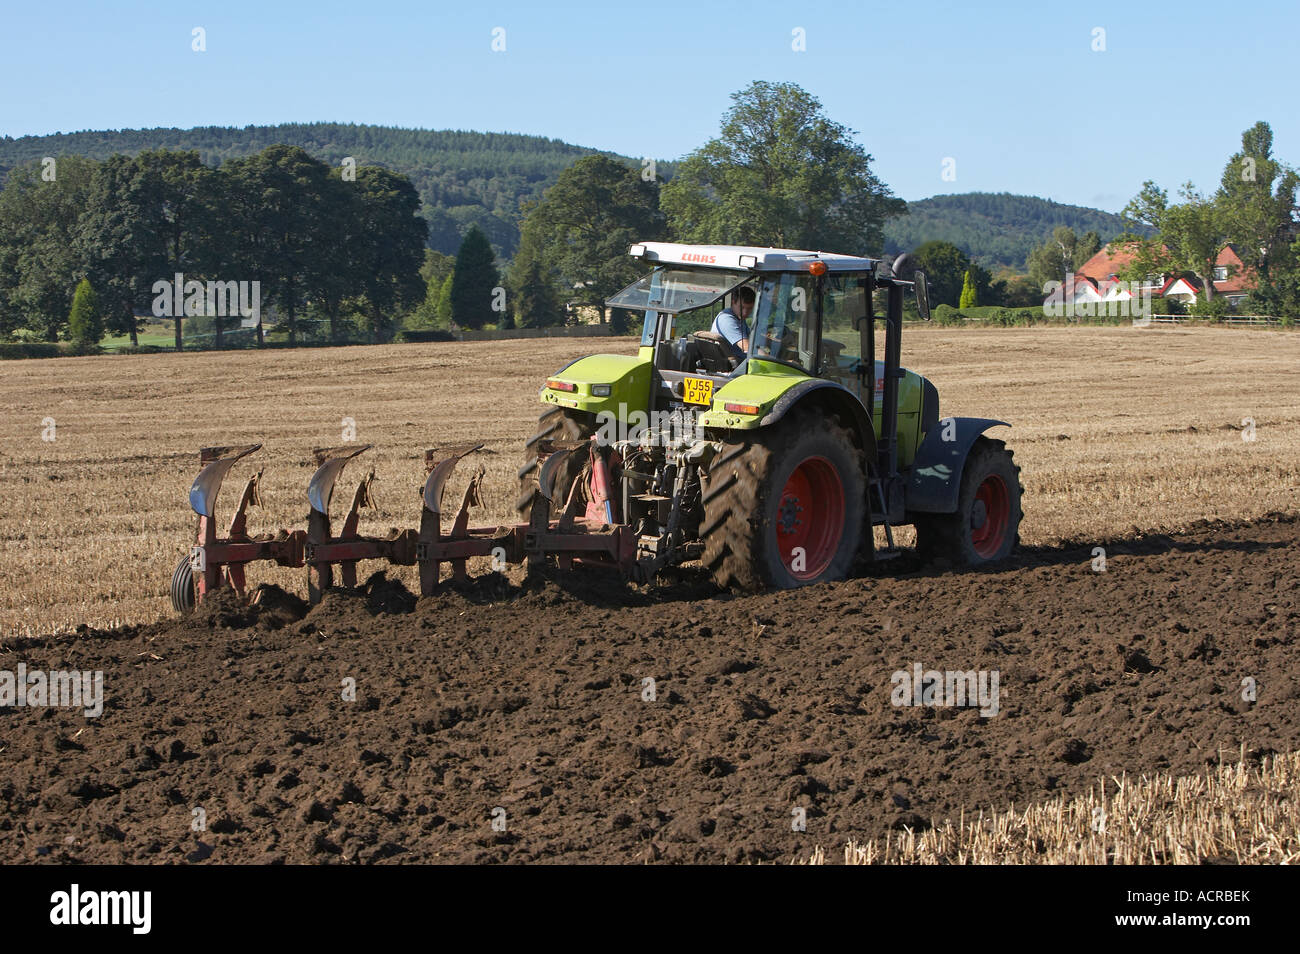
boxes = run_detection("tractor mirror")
[914,271,931,321]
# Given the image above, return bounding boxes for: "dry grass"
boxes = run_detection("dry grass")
[799,748,1300,864]
[1,325,1298,636]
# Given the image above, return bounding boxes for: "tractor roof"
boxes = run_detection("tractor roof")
[631,241,878,273]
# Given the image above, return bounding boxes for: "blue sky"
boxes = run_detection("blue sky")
[2,0,1295,212]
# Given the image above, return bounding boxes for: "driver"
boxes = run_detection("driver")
[711,286,755,362]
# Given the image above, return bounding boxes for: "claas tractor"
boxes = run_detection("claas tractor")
[171,242,1022,612]
[517,241,1022,588]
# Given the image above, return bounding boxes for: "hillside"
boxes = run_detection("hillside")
[0,123,639,259]
[1,127,1141,270]
[883,192,1149,271]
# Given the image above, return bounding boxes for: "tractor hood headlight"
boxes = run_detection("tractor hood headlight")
[591,384,612,397]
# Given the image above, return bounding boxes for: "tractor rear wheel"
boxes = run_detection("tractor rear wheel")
[171,553,196,614]
[915,436,1022,565]
[516,406,595,518]
[700,410,865,589]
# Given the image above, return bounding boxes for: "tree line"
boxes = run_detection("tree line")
[0,123,643,261]
[22,89,1289,350]
[0,145,428,347]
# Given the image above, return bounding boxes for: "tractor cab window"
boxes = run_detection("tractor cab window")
[820,274,869,389]
[750,273,818,373]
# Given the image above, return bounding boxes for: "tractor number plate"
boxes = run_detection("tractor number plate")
[682,377,714,406]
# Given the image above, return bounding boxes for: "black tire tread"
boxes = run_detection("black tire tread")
[700,410,864,590]
[171,553,195,614]
[915,437,1022,565]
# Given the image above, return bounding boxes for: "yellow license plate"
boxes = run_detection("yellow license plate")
[683,377,714,406]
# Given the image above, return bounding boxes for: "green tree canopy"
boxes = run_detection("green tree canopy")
[449,225,499,329]
[662,81,905,255]
[436,272,454,326]
[912,241,974,307]
[1122,182,1226,301]
[1026,226,1102,291]
[959,270,977,309]
[515,155,663,323]
[68,277,104,345]
[1217,121,1299,311]
[511,251,563,329]
[220,145,337,344]
[0,155,99,341]
[349,166,428,341]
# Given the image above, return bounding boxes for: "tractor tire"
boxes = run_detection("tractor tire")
[516,406,595,518]
[915,437,1022,566]
[700,409,865,590]
[171,553,196,614]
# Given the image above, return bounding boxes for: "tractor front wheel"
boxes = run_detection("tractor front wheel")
[701,410,865,589]
[915,436,1022,565]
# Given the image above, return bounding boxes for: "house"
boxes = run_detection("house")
[1044,242,1256,310]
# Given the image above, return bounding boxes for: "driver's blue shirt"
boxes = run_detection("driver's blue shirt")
[711,308,750,361]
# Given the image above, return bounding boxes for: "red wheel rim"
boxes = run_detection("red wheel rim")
[776,456,845,581]
[970,474,1010,559]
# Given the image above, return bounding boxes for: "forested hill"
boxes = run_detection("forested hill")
[883,192,1148,271]
[1,127,1140,270]
[0,123,636,259]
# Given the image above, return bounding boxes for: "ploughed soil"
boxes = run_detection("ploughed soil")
[2,514,1297,864]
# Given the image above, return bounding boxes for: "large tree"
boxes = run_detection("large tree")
[449,225,499,330]
[76,151,218,347]
[67,278,104,345]
[1217,121,1299,310]
[76,154,148,346]
[515,155,663,323]
[220,145,337,345]
[0,156,98,341]
[912,241,974,307]
[349,166,428,341]
[661,81,905,254]
[137,150,218,348]
[1122,182,1226,302]
[510,247,564,329]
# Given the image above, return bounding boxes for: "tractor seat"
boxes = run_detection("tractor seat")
[687,331,739,374]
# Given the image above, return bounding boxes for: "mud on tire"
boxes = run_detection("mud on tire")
[700,409,866,590]
[915,436,1022,565]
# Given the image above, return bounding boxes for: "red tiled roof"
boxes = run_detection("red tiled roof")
[1074,242,1154,282]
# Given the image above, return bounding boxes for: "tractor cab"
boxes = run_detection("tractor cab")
[606,243,880,418]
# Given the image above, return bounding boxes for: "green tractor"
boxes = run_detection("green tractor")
[518,242,1023,589]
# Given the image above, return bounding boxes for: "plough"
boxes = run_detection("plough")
[172,440,636,612]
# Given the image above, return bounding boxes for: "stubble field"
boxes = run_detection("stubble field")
[1,325,1298,864]
[2,326,1296,637]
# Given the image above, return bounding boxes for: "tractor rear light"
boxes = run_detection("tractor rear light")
[546,379,577,392]
[629,244,646,257]
[724,402,761,415]
[591,384,612,397]
[738,254,758,269]
[808,260,828,276]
